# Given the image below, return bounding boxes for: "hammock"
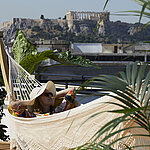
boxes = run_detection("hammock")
[0,33,150,150]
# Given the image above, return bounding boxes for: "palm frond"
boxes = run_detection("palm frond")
[131,61,138,91]
[77,62,150,149]
[136,63,147,97]
[133,0,150,10]
[103,0,111,10]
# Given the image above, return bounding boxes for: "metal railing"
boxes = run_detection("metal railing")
[35,72,94,89]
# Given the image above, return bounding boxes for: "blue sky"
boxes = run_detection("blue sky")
[0,0,149,26]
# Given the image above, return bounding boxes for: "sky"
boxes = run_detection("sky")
[0,0,149,26]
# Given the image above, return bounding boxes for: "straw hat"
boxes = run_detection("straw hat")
[27,81,56,105]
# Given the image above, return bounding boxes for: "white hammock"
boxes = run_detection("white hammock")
[0,36,150,150]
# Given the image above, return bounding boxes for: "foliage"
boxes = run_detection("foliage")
[74,1,150,149]
[103,0,150,32]
[12,29,37,63]
[128,0,150,24]
[20,50,100,74]
[55,50,100,69]
[76,62,150,149]
[19,50,54,74]
[0,88,9,141]
[13,29,100,74]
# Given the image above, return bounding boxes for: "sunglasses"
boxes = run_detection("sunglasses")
[43,92,54,98]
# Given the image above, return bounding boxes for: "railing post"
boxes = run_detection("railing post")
[65,81,68,89]
[0,31,9,94]
[81,75,85,90]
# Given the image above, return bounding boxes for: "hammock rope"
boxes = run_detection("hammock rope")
[4,42,42,102]
[0,38,150,150]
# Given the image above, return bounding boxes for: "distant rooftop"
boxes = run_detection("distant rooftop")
[71,43,102,55]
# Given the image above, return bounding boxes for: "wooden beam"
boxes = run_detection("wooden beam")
[0,31,9,94]
[0,141,10,150]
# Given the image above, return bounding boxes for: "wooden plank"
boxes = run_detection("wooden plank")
[0,141,10,150]
[0,31,9,94]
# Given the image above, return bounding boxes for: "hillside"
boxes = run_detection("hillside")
[1,17,150,45]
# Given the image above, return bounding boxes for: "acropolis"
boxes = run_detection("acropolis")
[66,11,110,21]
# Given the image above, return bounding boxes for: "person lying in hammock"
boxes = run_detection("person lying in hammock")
[8,81,80,117]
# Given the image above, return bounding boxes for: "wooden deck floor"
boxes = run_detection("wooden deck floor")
[0,141,10,150]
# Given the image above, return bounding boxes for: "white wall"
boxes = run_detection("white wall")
[71,43,102,55]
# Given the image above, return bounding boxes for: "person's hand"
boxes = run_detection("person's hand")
[10,101,21,109]
[10,100,30,109]
[68,87,76,93]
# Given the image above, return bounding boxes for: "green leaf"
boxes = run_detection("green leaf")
[139,1,149,23]
[136,63,146,97]
[126,63,131,85]
[19,50,54,74]
[20,50,100,74]
[94,17,105,33]
[56,51,100,69]
[140,71,150,104]
[131,61,138,91]
[108,107,146,113]
[12,29,100,75]
[119,71,127,83]
[12,29,37,63]
[103,0,111,10]
[144,86,150,107]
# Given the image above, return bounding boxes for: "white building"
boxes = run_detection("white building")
[71,43,102,56]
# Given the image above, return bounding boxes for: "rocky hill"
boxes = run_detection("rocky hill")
[1,17,150,45]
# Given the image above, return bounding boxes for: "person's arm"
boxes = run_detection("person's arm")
[10,100,30,109]
[56,87,75,98]
[9,100,35,117]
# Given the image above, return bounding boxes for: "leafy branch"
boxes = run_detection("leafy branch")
[12,29,100,74]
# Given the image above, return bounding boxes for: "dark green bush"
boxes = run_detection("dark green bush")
[0,87,9,141]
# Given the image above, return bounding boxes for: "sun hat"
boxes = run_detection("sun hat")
[27,81,56,105]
